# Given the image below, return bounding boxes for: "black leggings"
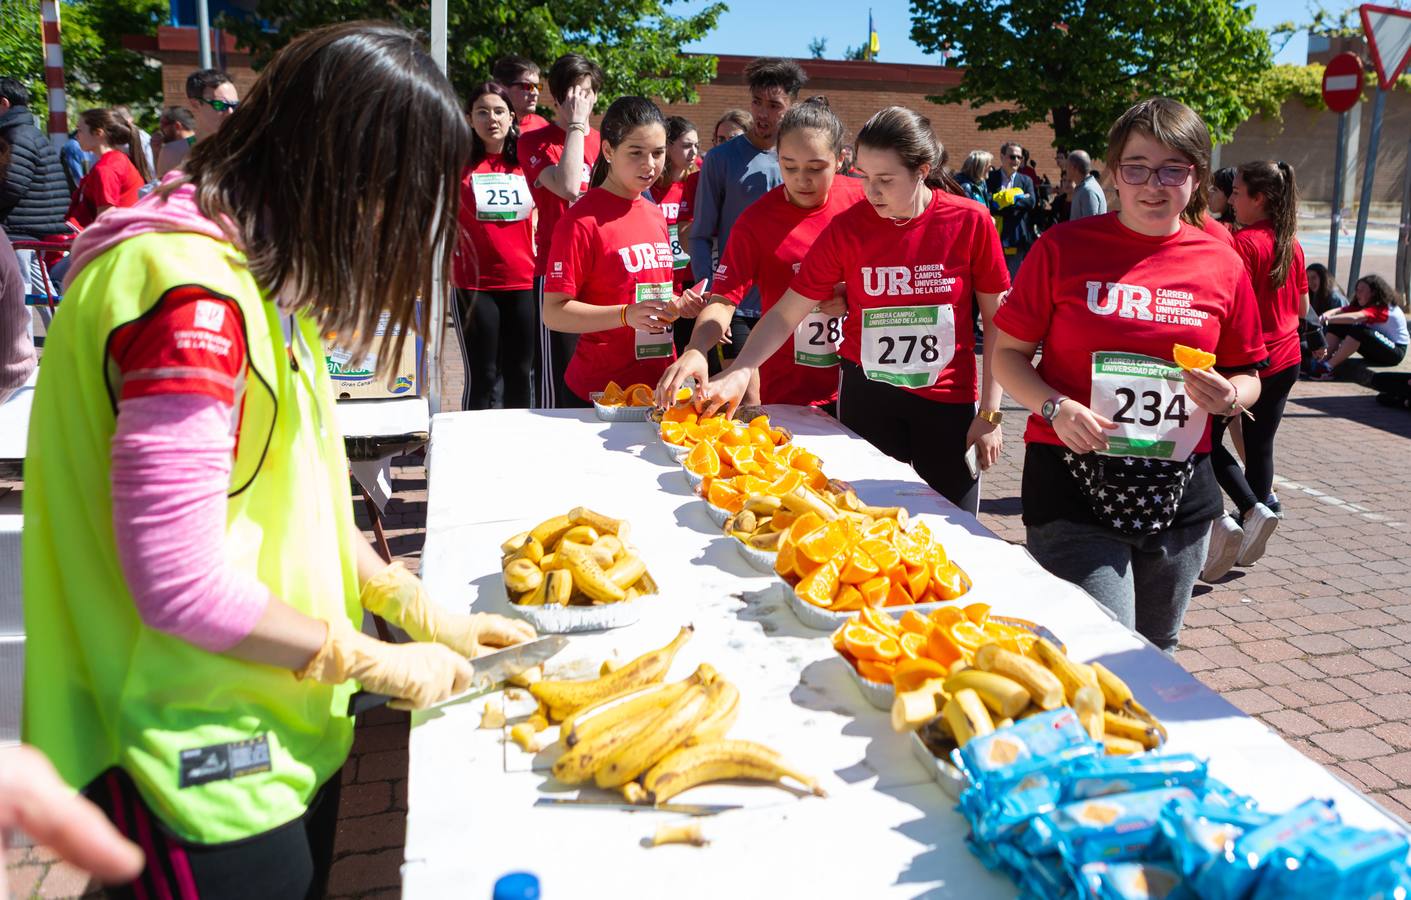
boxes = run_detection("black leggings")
[836,361,979,515]
[84,766,342,900]
[454,288,535,410]
[1327,322,1408,367]
[1209,362,1298,516]
[535,276,580,409]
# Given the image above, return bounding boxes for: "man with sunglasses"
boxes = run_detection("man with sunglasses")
[985,140,1037,278]
[186,69,240,145]
[492,55,549,133]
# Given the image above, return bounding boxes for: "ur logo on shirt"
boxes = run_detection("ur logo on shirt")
[617,242,674,274]
[862,266,914,297]
[660,202,681,220]
[193,299,227,332]
[1086,281,1154,320]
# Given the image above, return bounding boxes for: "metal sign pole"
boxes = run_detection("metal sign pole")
[1348,87,1387,289]
[1398,132,1410,299]
[425,0,449,415]
[1329,110,1348,284]
[196,0,212,69]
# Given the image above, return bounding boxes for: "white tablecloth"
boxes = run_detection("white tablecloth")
[0,371,36,465]
[404,406,1407,898]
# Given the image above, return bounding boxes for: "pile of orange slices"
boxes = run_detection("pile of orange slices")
[597,381,657,408]
[661,408,790,453]
[831,604,1038,686]
[775,515,968,613]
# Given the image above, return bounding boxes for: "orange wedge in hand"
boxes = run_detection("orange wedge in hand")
[1173,343,1216,371]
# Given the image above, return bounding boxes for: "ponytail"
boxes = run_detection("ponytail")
[589,95,664,189]
[80,107,153,183]
[1237,160,1298,288]
[856,106,967,200]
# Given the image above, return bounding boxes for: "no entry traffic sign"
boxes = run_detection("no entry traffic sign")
[1360,3,1411,88]
[1321,52,1365,112]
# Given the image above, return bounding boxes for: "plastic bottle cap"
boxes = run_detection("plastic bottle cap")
[492,871,540,900]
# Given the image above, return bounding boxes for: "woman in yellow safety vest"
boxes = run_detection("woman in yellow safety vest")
[22,23,534,898]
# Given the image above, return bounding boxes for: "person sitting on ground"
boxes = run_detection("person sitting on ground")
[1318,274,1408,379]
[155,106,196,178]
[1065,150,1106,220]
[1302,262,1346,375]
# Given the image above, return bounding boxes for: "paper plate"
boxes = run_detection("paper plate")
[658,430,690,462]
[501,577,653,633]
[733,539,779,575]
[682,464,706,491]
[841,657,895,711]
[700,500,732,528]
[590,393,652,422]
[780,569,974,632]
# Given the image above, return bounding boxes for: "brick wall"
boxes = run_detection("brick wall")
[1219,93,1410,204]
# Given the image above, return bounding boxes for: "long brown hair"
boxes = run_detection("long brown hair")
[1104,98,1212,228]
[81,107,152,184]
[589,96,664,189]
[1238,160,1299,288]
[467,81,518,168]
[855,106,966,198]
[167,22,471,376]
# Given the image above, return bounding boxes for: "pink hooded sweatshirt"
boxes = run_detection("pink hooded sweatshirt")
[76,174,272,651]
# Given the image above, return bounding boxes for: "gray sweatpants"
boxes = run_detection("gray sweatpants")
[1025,518,1212,652]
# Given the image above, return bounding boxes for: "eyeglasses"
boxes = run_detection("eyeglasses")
[197,97,239,113]
[1118,163,1195,187]
[1006,154,1023,160]
[509,81,539,92]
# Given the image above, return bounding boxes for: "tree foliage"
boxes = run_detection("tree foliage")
[909,0,1274,153]
[0,0,165,127]
[221,0,726,108]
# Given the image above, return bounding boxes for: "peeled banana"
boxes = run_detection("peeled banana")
[1034,638,1098,703]
[942,669,1031,719]
[975,643,1064,710]
[503,558,543,595]
[891,681,945,732]
[941,688,995,748]
[1074,685,1106,742]
[643,739,826,804]
[532,626,693,720]
[530,514,575,548]
[569,507,628,539]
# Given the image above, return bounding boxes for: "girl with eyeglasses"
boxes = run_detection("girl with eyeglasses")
[699,106,1010,515]
[991,97,1265,652]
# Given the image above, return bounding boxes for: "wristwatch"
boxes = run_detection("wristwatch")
[1041,396,1068,423]
[976,409,1004,425]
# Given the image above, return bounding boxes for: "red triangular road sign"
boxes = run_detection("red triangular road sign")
[1360,3,1411,88]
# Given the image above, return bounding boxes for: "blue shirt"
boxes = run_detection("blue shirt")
[688,134,780,316]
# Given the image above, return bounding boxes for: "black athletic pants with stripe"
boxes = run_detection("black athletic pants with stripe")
[84,767,341,900]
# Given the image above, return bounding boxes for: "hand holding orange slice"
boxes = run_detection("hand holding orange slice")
[1173,343,1215,371]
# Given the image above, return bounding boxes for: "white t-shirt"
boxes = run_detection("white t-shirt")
[1371,305,1410,346]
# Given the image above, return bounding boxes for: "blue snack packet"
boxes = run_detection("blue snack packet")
[1025,786,1199,863]
[1250,823,1409,900]
[1196,797,1339,899]
[953,707,1096,803]
[1158,794,1272,883]
[1079,861,1193,900]
[1063,753,1209,802]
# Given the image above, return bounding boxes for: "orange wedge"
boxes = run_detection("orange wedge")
[925,626,964,667]
[662,405,693,425]
[932,562,969,601]
[793,549,822,581]
[905,562,931,602]
[661,422,686,445]
[898,631,927,660]
[884,578,913,607]
[718,423,750,447]
[686,440,720,477]
[964,603,992,627]
[707,480,743,512]
[930,606,965,628]
[788,511,826,544]
[840,546,881,584]
[895,532,927,568]
[772,508,798,532]
[766,470,804,497]
[893,656,948,691]
[601,380,626,405]
[899,611,932,636]
[674,386,693,403]
[626,384,654,406]
[842,623,900,662]
[796,559,841,608]
[1173,343,1216,371]
[790,449,823,472]
[856,658,897,685]
[949,620,989,652]
[860,538,900,574]
[833,584,865,612]
[748,414,770,431]
[858,606,901,638]
[797,520,850,565]
[769,427,789,446]
[775,539,798,580]
[859,575,891,607]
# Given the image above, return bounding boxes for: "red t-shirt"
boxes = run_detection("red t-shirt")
[1233,220,1307,378]
[790,188,1010,404]
[1198,214,1236,248]
[713,179,866,406]
[1361,304,1390,324]
[544,188,676,401]
[995,213,1267,453]
[69,151,144,228]
[680,170,700,224]
[518,112,550,133]
[519,123,601,278]
[452,154,536,291]
[649,179,693,289]
[108,287,247,405]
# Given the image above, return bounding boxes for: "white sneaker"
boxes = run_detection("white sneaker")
[1235,503,1280,566]
[1201,514,1243,583]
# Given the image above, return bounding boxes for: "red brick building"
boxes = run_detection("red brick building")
[659,55,1061,179]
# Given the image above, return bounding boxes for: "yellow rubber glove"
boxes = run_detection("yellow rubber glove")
[992,186,1022,210]
[297,617,475,709]
[360,562,537,658]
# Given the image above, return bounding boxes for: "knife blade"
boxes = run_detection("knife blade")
[347,634,568,716]
[534,797,742,817]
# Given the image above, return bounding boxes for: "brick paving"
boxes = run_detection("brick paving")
[8,329,1411,898]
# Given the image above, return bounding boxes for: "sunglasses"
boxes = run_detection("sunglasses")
[197,97,238,113]
[1117,163,1195,187]
[509,81,540,92]
[1006,154,1023,160]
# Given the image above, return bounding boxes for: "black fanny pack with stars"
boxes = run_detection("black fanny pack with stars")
[1060,451,1198,535]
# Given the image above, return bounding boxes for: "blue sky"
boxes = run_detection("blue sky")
[679,0,1353,66]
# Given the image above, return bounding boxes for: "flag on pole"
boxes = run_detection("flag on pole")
[868,9,880,60]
